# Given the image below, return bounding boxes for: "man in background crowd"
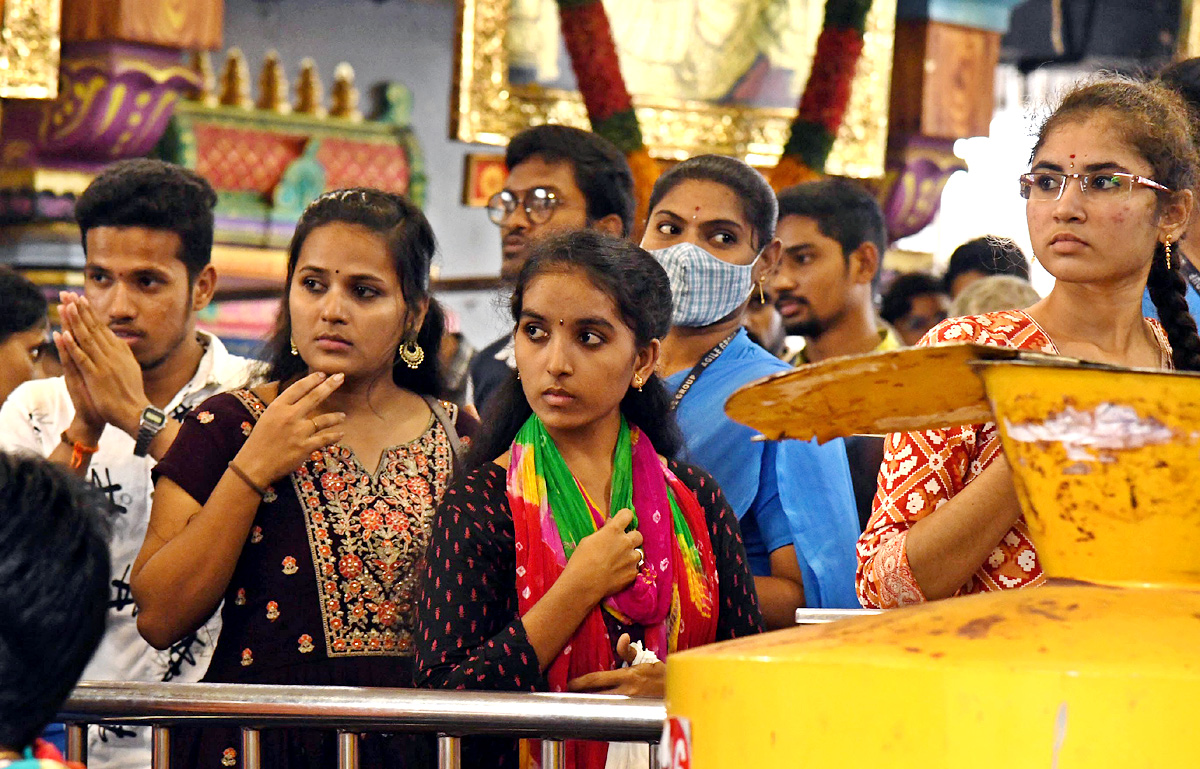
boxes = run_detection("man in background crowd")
[943,235,1030,299]
[469,125,635,412]
[770,179,900,364]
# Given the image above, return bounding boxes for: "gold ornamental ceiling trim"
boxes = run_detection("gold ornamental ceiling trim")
[453,0,894,178]
[0,0,63,99]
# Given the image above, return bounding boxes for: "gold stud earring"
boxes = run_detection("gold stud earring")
[398,337,424,369]
[1165,240,1173,270]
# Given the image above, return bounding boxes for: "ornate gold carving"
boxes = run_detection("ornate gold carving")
[257,50,291,114]
[330,63,362,122]
[294,58,326,117]
[218,48,252,109]
[190,51,218,106]
[453,0,894,177]
[0,0,63,99]
[1181,0,1200,59]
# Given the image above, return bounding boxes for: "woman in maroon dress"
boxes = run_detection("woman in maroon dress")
[132,189,474,769]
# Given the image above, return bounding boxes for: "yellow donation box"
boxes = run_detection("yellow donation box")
[666,349,1200,768]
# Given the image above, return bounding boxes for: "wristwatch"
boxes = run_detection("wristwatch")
[133,405,168,457]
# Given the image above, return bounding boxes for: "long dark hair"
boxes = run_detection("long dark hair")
[466,230,683,467]
[1033,77,1200,371]
[262,188,446,395]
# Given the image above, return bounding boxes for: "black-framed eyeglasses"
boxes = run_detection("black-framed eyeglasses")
[487,187,560,225]
[1019,172,1173,202]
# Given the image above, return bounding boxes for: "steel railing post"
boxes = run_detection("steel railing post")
[436,734,460,769]
[151,726,170,769]
[337,731,359,769]
[541,739,565,769]
[66,724,87,766]
[241,728,261,769]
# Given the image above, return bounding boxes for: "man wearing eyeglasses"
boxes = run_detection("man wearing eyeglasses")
[470,125,635,412]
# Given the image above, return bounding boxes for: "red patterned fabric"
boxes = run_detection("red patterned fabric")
[856,310,1171,608]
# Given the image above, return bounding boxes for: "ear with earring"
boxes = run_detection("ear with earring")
[397,333,424,369]
[632,374,644,392]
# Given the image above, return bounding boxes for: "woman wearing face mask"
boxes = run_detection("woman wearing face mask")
[642,155,861,622]
[415,230,763,769]
[132,189,476,769]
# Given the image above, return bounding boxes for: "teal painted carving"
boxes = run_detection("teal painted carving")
[273,139,327,219]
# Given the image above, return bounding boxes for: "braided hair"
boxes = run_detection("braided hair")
[1033,77,1200,371]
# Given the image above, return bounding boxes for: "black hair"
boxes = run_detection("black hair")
[776,178,887,283]
[647,155,778,250]
[944,236,1030,292]
[506,125,636,237]
[74,159,217,281]
[1033,76,1200,371]
[0,452,111,751]
[262,188,446,396]
[466,230,682,467]
[1157,58,1200,121]
[880,272,947,326]
[0,266,47,344]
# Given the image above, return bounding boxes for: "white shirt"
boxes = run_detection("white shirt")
[0,332,257,769]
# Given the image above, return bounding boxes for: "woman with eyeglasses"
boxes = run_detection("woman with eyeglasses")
[132,189,476,769]
[857,76,1200,609]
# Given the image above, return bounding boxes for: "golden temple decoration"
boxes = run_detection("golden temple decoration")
[256,50,291,114]
[1180,0,1200,58]
[453,0,894,177]
[189,51,218,107]
[330,63,362,122]
[218,48,252,109]
[294,58,326,117]
[0,0,63,99]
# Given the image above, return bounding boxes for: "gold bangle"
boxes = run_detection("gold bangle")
[227,461,268,498]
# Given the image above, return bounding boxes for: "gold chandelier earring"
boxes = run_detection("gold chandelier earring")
[1165,240,1173,271]
[398,335,425,369]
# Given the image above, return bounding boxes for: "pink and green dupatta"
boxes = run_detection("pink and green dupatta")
[507,414,718,768]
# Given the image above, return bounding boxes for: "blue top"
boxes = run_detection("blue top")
[1142,281,1200,328]
[664,329,861,609]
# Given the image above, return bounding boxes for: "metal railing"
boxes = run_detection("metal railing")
[59,682,665,769]
[795,608,883,624]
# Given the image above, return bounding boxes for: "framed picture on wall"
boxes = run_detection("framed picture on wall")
[452,0,895,177]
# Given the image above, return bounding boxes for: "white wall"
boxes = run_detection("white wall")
[223,0,512,348]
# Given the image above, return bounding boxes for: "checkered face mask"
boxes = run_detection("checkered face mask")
[651,241,759,328]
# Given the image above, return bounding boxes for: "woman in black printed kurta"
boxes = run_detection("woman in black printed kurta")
[132,190,475,769]
[414,231,762,769]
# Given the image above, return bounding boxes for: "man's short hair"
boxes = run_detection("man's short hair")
[777,178,888,268]
[880,272,947,326]
[0,452,111,751]
[75,159,218,280]
[944,236,1030,292]
[505,126,635,237]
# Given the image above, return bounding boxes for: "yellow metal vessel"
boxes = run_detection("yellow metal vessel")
[668,356,1200,768]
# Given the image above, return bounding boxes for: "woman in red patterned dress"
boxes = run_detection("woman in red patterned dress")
[131,190,475,769]
[857,77,1200,609]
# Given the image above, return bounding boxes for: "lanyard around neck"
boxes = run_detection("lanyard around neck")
[668,330,739,412]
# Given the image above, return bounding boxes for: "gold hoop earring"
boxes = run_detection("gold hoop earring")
[290,338,299,356]
[757,278,766,304]
[1165,240,1173,270]
[398,338,424,369]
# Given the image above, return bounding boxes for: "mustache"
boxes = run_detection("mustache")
[774,292,810,307]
